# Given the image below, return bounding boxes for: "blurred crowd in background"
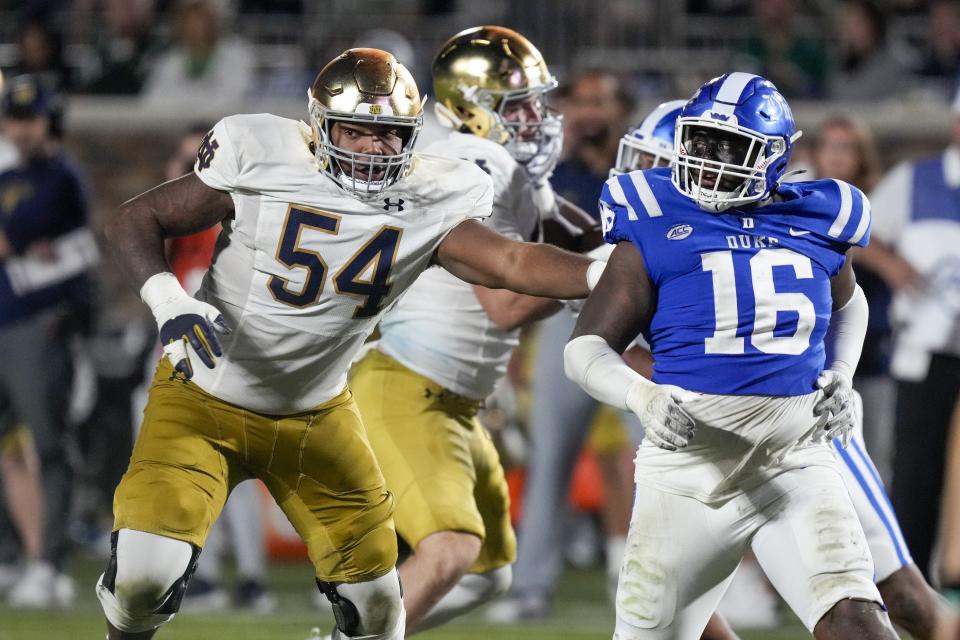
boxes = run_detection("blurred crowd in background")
[0,0,959,633]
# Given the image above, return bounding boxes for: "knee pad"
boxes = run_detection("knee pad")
[97,529,200,633]
[317,569,404,640]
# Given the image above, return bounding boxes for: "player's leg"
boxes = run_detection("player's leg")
[749,465,897,639]
[834,431,947,637]
[613,484,745,640]
[415,566,513,632]
[97,360,242,637]
[350,349,501,633]
[399,531,483,628]
[937,393,960,600]
[414,418,517,631]
[812,598,898,639]
[259,383,401,640]
[98,530,200,640]
[0,312,75,598]
[0,424,44,566]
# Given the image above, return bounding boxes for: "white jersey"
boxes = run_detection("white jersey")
[191,114,492,414]
[377,131,558,400]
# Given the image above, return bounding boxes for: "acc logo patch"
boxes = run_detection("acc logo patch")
[666,224,693,240]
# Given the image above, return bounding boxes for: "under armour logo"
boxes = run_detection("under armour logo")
[383,198,405,212]
[196,130,219,172]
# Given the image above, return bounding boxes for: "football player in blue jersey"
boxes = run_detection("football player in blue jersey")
[610,100,687,175]
[612,96,952,640]
[565,72,898,639]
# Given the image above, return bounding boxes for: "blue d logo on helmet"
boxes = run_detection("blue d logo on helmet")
[612,99,686,176]
[671,72,802,212]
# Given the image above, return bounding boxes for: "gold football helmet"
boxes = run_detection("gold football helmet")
[308,48,424,199]
[433,26,561,180]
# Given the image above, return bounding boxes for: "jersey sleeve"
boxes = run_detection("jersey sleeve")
[799,179,872,249]
[456,142,529,241]
[487,162,530,241]
[823,179,872,248]
[193,117,241,191]
[438,161,494,237]
[599,175,635,244]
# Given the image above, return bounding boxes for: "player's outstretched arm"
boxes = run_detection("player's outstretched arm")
[471,286,562,332]
[435,219,603,299]
[106,173,235,379]
[564,242,696,451]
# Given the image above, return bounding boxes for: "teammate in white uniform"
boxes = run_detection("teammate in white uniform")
[350,27,606,636]
[97,48,602,640]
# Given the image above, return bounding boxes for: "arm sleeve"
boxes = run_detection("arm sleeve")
[193,118,242,192]
[867,162,912,243]
[564,334,648,410]
[824,284,869,379]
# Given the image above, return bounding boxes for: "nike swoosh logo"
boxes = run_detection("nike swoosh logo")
[789,228,811,236]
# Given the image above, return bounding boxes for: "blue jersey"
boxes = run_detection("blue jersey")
[600,167,871,396]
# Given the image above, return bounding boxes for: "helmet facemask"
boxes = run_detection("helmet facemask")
[495,82,562,181]
[672,117,790,212]
[436,78,561,182]
[308,88,423,201]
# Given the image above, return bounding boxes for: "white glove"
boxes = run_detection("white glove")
[814,370,855,446]
[141,272,231,379]
[626,381,697,451]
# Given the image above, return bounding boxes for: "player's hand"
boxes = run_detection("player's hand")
[626,382,696,451]
[814,370,855,446]
[141,272,231,379]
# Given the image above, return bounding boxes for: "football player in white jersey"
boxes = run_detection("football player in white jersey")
[349,27,609,636]
[97,48,603,640]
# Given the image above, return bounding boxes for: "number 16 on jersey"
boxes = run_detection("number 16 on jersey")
[702,247,817,356]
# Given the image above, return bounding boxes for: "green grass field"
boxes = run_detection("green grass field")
[0,554,809,640]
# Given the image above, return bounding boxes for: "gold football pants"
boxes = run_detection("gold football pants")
[113,359,397,583]
[351,350,516,573]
